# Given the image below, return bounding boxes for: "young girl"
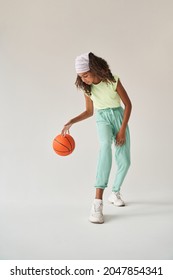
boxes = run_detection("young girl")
[61,52,132,224]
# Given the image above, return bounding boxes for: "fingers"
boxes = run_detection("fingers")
[116,142,124,146]
[115,139,125,146]
[115,132,126,146]
[61,129,69,136]
[61,125,70,136]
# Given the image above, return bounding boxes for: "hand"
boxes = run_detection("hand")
[116,129,126,146]
[61,121,72,136]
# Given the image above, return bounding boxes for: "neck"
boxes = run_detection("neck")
[93,76,102,85]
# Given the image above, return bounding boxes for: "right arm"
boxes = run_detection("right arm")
[61,94,94,135]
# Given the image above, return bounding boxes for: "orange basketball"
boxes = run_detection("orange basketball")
[53,134,75,156]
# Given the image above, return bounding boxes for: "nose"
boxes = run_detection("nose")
[82,78,88,83]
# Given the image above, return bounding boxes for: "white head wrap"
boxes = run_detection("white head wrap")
[75,52,90,74]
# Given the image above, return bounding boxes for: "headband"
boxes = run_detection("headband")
[75,52,90,73]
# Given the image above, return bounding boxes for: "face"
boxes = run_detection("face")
[78,71,100,85]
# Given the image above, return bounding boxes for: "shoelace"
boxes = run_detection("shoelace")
[94,203,103,212]
[114,192,122,199]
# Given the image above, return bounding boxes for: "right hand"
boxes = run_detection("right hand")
[61,121,72,136]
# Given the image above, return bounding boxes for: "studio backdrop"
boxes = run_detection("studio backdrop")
[0,0,173,260]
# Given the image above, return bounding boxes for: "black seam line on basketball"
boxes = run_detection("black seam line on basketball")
[65,136,73,150]
[54,149,71,153]
[54,139,71,151]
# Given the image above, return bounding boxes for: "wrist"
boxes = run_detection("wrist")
[65,120,73,126]
[119,126,126,133]
[69,119,74,125]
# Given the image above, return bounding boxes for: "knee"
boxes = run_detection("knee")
[100,140,112,149]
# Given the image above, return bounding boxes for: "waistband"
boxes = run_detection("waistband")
[96,106,122,112]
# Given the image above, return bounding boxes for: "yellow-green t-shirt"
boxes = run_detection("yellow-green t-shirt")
[87,75,121,109]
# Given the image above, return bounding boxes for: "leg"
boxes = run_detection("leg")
[112,125,131,192]
[89,114,113,224]
[95,121,114,189]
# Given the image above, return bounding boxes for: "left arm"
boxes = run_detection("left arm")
[116,79,132,145]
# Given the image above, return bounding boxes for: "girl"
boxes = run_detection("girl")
[61,52,132,224]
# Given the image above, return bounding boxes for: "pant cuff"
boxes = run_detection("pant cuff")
[95,185,107,189]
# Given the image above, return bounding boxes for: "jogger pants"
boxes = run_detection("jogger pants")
[95,107,131,192]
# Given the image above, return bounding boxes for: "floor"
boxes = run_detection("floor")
[1,188,173,260]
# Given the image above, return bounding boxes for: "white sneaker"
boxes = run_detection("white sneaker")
[89,199,104,224]
[108,192,125,207]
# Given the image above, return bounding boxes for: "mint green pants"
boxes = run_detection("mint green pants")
[95,107,130,192]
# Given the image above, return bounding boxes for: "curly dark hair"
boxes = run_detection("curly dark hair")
[75,52,116,96]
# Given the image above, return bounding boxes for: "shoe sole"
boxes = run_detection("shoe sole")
[89,218,104,224]
[108,201,125,207]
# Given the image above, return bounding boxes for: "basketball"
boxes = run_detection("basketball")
[53,134,75,156]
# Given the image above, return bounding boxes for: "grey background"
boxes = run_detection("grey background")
[0,0,173,259]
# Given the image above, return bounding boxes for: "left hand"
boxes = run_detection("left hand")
[116,129,126,146]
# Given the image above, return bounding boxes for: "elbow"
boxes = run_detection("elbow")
[124,101,132,116]
[129,101,132,111]
[87,110,94,117]
[89,111,94,117]
[125,100,132,111]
